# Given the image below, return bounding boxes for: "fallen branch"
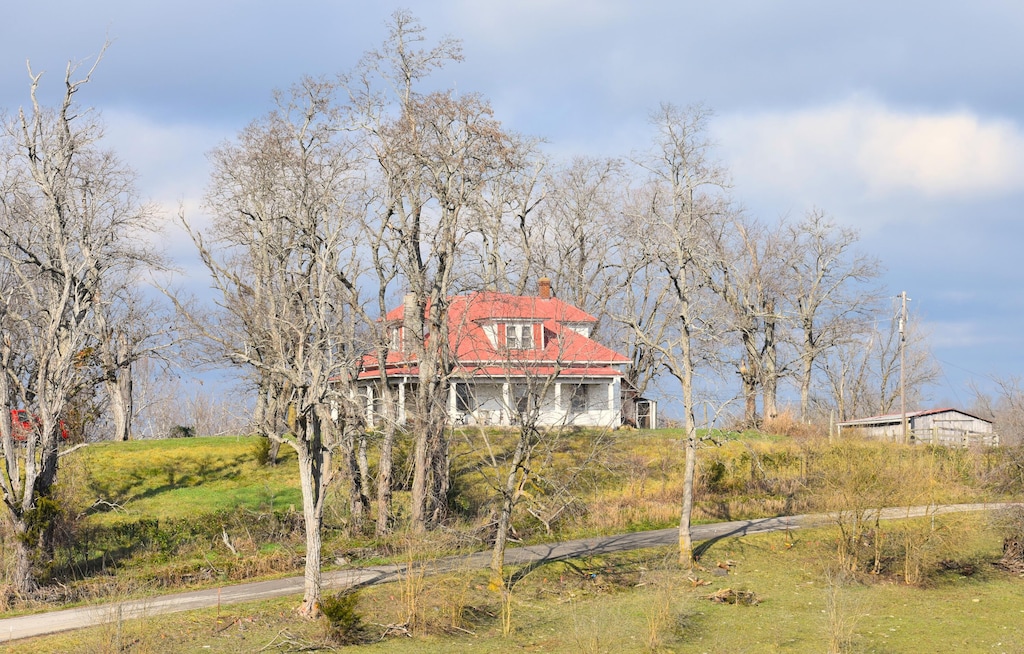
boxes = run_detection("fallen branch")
[706,587,760,606]
[222,527,238,556]
[58,443,89,458]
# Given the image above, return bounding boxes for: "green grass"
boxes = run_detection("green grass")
[12,519,1024,653]
[68,436,302,525]
[7,429,1018,644]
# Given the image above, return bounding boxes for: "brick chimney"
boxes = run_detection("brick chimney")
[402,293,419,351]
[538,277,552,299]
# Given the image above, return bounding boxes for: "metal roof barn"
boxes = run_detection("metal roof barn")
[837,408,996,447]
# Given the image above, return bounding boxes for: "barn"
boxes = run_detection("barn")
[836,408,997,447]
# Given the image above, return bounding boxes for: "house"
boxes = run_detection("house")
[836,408,997,447]
[356,279,646,429]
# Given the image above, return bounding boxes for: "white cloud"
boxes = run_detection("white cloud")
[100,109,226,208]
[924,320,1015,349]
[97,110,224,292]
[450,0,625,40]
[715,97,1024,202]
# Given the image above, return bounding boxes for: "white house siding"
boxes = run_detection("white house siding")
[359,376,622,430]
[442,378,620,428]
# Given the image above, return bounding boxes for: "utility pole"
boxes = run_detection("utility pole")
[899,291,909,444]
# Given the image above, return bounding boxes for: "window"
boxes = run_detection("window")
[512,384,534,419]
[567,384,588,413]
[455,383,475,412]
[505,323,533,349]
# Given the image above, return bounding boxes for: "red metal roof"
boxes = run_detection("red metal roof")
[383,291,598,324]
[360,291,627,380]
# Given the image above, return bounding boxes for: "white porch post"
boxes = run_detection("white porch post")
[398,382,406,425]
[449,383,457,418]
[366,385,374,428]
[502,382,510,425]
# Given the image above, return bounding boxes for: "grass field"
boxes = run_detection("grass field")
[68,436,302,524]
[3,430,1022,651]
[11,519,1024,653]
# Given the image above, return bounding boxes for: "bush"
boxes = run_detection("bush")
[253,436,273,466]
[321,590,365,645]
[167,425,195,439]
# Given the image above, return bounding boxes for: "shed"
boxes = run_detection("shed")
[837,408,997,447]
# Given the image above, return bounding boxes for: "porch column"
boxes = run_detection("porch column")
[398,382,406,425]
[502,382,510,425]
[366,385,374,428]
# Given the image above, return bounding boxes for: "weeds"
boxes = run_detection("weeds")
[642,581,678,651]
[822,563,858,654]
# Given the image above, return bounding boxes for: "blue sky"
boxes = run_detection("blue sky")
[2,1,1022,408]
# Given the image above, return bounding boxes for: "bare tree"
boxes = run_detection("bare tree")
[618,104,729,566]
[0,49,160,593]
[701,212,788,426]
[482,363,563,584]
[972,376,1024,446]
[819,303,940,422]
[785,209,881,420]
[532,157,625,322]
[178,76,364,616]
[92,283,173,441]
[461,134,546,295]
[351,12,527,531]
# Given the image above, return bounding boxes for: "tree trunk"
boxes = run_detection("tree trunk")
[343,426,369,524]
[376,423,395,536]
[679,430,697,567]
[800,348,813,420]
[491,493,514,586]
[254,382,281,464]
[295,421,326,618]
[411,421,430,532]
[490,429,529,584]
[376,385,397,536]
[740,358,758,429]
[762,309,778,421]
[11,521,37,596]
[357,431,371,514]
[108,365,133,442]
[428,416,450,525]
[679,320,697,568]
[411,384,450,531]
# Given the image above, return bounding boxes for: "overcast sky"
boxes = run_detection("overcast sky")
[2,1,1021,409]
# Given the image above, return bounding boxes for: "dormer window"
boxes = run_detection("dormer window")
[505,323,534,350]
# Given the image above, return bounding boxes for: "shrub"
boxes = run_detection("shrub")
[253,435,273,466]
[320,590,365,645]
[167,425,195,439]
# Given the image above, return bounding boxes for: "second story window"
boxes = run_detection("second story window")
[505,323,534,350]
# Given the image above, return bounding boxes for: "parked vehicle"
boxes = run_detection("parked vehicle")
[9,409,69,441]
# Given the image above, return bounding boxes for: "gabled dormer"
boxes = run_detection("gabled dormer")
[479,319,544,351]
[500,320,542,350]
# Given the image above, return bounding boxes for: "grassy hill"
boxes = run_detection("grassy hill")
[4,429,1022,651]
